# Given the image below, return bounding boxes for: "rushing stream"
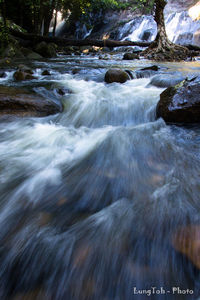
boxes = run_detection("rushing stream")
[1,54,200,299]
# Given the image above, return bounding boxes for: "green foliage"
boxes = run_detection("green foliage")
[0,20,9,46]
[3,0,156,36]
[130,0,155,14]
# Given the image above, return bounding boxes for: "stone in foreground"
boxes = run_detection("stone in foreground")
[156,76,200,124]
[105,69,130,84]
[0,86,63,117]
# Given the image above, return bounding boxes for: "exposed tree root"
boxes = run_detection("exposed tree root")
[142,39,190,61]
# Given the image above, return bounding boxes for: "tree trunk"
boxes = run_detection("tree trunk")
[143,0,189,61]
[9,29,152,47]
[154,0,170,49]
[1,0,7,28]
[43,0,56,36]
[53,9,58,37]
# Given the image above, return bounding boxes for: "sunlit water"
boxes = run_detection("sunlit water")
[1,55,200,299]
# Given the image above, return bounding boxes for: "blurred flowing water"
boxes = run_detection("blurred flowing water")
[1,55,200,299]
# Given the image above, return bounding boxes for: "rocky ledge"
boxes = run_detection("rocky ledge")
[0,86,63,117]
[156,76,200,124]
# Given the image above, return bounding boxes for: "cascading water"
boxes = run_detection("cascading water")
[75,23,93,40]
[120,16,156,42]
[116,11,200,46]
[1,55,200,300]
[166,11,200,44]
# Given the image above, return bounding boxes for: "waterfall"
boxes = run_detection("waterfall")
[117,11,200,46]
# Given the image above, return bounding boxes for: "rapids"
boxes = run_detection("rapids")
[1,55,200,299]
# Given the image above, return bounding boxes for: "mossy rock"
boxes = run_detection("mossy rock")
[35,42,57,58]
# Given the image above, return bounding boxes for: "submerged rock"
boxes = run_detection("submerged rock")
[105,69,130,84]
[150,74,185,88]
[0,86,63,117]
[156,77,200,123]
[172,225,200,269]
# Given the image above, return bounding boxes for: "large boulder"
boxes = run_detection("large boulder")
[35,42,57,58]
[20,47,42,59]
[156,77,200,123]
[0,86,63,117]
[105,69,130,84]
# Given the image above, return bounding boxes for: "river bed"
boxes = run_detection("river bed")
[0,54,200,299]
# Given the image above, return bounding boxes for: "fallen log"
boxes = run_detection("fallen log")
[184,44,200,51]
[10,29,200,53]
[10,29,151,48]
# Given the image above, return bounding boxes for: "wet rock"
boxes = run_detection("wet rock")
[35,42,57,58]
[105,68,130,84]
[123,53,139,60]
[156,76,200,123]
[42,70,51,76]
[172,225,200,269]
[135,70,157,79]
[0,86,63,117]
[0,71,6,78]
[134,64,160,80]
[72,68,81,75]
[140,65,159,71]
[150,74,185,88]
[13,70,36,81]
